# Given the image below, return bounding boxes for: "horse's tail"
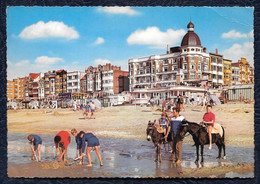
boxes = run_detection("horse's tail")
[221,125,225,142]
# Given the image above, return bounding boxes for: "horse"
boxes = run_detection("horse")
[179,120,226,164]
[146,121,172,162]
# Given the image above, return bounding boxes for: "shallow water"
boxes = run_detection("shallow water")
[8,132,254,178]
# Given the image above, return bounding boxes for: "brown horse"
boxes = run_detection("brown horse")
[146,121,172,162]
[179,120,226,164]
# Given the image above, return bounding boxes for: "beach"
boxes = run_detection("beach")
[7,103,254,178]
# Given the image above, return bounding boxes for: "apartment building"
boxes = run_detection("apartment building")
[55,69,67,95]
[209,50,224,88]
[44,71,56,99]
[67,71,85,93]
[249,66,254,84]
[231,64,240,85]
[28,73,40,100]
[223,59,232,86]
[7,80,14,101]
[235,58,250,84]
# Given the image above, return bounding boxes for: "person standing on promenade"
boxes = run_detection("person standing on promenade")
[90,102,96,119]
[54,130,71,162]
[27,134,42,162]
[165,108,185,164]
[150,97,155,111]
[179,95,185,112]
[201,105,215,149]
[79,131,103,167]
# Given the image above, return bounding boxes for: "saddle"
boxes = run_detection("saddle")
[157,127,164,134]
[203,123,223,137]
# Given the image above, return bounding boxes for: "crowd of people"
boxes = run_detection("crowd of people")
[27,129,103,167]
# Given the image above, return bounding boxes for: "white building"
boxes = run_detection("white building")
[232,65,240,85]
[67,71,85,93]
[102,70,114,95]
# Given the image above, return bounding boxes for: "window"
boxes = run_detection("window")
[184,64,187,70]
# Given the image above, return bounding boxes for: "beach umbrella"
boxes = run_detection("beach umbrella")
[93,99,101,108]
[210,95,221,105]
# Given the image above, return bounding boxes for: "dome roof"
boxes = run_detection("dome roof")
[181,21,201,47]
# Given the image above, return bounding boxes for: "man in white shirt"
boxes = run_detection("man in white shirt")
[90,102,96,119]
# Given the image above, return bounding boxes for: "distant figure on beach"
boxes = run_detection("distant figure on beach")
[73,101,77,111]
[240,93,244,102]
[176,96,181,111]
[27,134,42,162]
[83,103,90,119]
[79,131,103,167]
[179,95,185,112]
[54,131,71,162]
[196,95,200,106]
[162,99,167,112]
[90,102,96,119]
[150,97,155,111]
[201,105,215,150]
[201,95,207,111]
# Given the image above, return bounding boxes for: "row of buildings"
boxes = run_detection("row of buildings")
[7,63,129,102]
[7,21,254,103]
[128,21,254,103]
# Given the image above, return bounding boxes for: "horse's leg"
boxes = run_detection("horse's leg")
[159,144,162,163]
[200,145,204,164]
[215,142,221,159]
[155,144,158,162]
[222,142,226,159]
[195,144,199,164]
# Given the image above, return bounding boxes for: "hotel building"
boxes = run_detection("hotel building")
[128,21,211,103]
[67,71,85,93]
[223,59,232,86]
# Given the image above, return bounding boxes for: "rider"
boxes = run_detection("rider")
[201,105,215,149]
[159,112,169,142]
[165,107,185,164]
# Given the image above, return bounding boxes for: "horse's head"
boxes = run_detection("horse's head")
[179,120,190,137]
[146,121,155,141]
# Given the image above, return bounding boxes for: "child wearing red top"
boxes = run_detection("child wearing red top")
[201,105,215,150]
[54,131,71,162]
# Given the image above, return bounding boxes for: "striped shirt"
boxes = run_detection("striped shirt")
[169,116,185,135]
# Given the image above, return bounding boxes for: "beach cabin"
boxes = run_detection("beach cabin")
[228,84,254,101]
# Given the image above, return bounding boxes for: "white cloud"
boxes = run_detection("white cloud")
[94,37,105,45]
[248,30,254,38]
[7,56,65,80]
[222,42,254,66]
[19,21,79,40]
[35,56,63,65]
[97,7,139,16]
[94,59,111,66]
[127,27,186,49]
[221,30,253,39]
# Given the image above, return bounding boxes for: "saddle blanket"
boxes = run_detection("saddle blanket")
[211,123,223,137]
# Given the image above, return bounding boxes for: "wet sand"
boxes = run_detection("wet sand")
[7,103,254,177]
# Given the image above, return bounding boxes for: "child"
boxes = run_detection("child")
[27,134,42,162]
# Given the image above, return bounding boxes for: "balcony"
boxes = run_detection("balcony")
[212,71,217,74]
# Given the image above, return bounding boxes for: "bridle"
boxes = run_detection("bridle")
[181,122,201,137]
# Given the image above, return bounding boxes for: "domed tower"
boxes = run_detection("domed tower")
[181,21,202,48]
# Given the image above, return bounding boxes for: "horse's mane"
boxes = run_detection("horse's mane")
[184,120,200,126]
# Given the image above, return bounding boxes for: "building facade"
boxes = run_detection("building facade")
[223,59,232,86]
[67,71,85,93]
[7,80,14,101]
[55,70,67,95]
[209,51,224,87]
[249,66,254,84]
[231,64,240,85]
[232,58,250,84]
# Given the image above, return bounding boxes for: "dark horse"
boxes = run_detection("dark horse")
[146,121,171,162]
[179,120,226,164]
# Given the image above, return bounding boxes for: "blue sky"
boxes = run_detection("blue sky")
[7,7,253,80]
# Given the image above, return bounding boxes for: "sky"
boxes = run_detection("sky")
[7,7,254,80]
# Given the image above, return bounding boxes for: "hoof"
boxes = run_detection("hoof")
[222,156,226,159]
[216,156,221,159]
[195,160,198,164]
[154,159,158,162]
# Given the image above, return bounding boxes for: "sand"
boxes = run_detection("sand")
[8,103,254,147]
